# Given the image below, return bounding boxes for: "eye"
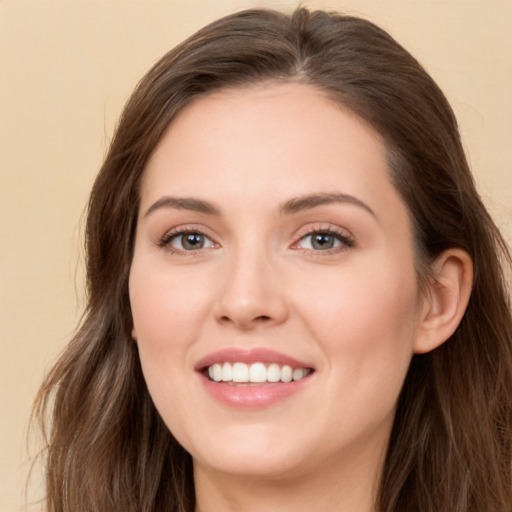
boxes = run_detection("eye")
[294,228,354,252]
[300,232,340,250]
[162,230,216,252]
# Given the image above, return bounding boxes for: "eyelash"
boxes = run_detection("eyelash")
[292,224,355,254]
[158,224,354,255]
[158,226,217,254]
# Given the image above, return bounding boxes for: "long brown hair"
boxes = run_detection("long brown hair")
[33,8,512,511]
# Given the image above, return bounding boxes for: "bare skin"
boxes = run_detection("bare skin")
[129,83,473,512]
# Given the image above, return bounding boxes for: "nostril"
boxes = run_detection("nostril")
[219,314,272,326]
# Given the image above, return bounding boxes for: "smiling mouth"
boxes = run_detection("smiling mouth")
[205,362,313,384]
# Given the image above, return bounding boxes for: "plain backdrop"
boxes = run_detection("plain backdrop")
[1,1,511,510]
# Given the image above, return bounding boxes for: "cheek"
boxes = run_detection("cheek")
[294,254,419,390]
[129,258,211,346]
[128,258,214,413]
[128,260,212,431]
[301,259,417,336]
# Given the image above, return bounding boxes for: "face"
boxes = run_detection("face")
[129,83,426,483]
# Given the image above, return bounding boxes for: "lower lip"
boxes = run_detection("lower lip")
[199,374,312,408]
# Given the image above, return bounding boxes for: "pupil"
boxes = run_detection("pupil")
[183,233,204,250]
[312,233,334,250]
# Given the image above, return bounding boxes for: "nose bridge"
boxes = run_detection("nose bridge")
[215,237,287,329]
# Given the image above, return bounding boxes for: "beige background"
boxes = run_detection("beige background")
[1,1,511,510]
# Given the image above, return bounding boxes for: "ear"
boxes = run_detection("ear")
[131,327,138,341]
[414,248,473,354]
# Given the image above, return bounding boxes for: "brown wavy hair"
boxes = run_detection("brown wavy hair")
[33,7,512,511]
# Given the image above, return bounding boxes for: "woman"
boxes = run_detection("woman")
[34,7,512,512]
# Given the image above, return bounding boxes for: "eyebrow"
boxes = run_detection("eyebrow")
[144,196,221,217]
[144,192,375,219]
[280,193,376,217]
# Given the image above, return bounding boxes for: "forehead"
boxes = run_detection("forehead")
[140,82,407,224]
[149,83,385,168]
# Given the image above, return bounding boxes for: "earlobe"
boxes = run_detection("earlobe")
[414,249,473,354]
[131,327,138,342]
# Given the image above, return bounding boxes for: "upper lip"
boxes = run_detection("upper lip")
[195,347,314,371]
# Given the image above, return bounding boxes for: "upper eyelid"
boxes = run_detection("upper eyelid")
[158,224,219,247]
[162,224,215,237]
[293,223,354,240]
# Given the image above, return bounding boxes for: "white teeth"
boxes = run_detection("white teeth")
[249,362,267,383]
[232,362,249,382]
[293,368,306,381]
[267,363,281,382]
[207,362,310,383]
[209,363,222,382]
[281,365,293,383]
[221,362,233,382]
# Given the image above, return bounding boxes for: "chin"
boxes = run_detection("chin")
[194,447,311,480]
[184,421,334,481]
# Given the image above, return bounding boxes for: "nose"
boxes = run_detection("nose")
[213,249,289,330]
